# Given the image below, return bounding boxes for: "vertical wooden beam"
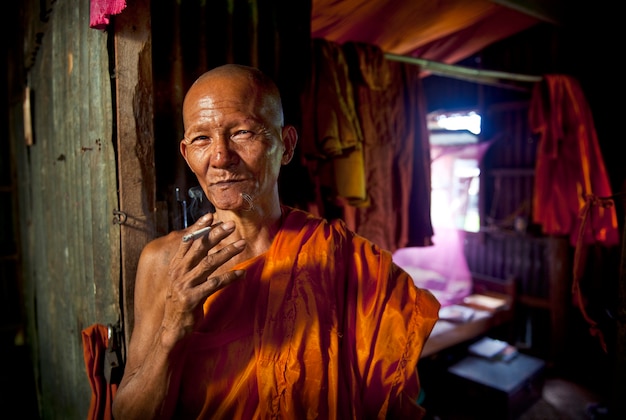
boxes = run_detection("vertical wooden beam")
[615,208,626,418]
[547,235,570,367]
[114,0,157,349]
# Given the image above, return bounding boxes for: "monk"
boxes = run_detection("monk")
[111,64,440,419]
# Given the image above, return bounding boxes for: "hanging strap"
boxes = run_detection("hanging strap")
[572,193,622,353]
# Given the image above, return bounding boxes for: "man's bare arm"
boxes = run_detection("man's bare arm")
[112,216,246,419]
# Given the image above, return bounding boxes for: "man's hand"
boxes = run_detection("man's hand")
[160,215,246,348]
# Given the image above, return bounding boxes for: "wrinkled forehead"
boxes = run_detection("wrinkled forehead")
[183,74,282,126]
[184,75,254,110]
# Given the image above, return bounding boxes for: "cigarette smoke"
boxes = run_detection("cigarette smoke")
[241,193,255,211]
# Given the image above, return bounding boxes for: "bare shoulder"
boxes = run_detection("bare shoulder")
[134,231,182,314]
[139,231,182,271]
[137,231,183,282]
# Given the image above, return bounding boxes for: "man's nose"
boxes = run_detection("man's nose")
[211,137,239,167]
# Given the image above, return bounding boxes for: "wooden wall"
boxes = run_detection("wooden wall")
[9,0,121,417]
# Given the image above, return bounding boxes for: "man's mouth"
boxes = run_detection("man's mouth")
[211,178,244,187]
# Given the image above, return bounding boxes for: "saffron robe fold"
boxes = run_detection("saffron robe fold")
[176,206,440,419]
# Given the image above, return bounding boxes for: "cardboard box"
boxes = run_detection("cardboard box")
[447,353,545,419]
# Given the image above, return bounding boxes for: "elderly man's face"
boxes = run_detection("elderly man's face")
[180,75,289,212]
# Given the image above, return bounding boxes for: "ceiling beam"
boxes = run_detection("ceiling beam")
[490,0,564,25]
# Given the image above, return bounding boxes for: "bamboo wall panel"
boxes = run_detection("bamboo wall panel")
[464,232,550,299]
[10,0,120,417]
[462,99,574,363]
[482,102,537,230]
[466,102,552,300]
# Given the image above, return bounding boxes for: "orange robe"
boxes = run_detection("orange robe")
[529,74,619,246]
[176,206,440,419]
[82,324,118,420]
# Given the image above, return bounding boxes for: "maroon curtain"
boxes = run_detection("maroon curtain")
[301,40,434,252]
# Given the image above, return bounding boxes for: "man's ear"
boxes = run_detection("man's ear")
[281,125,298,165]
[180,139,189,163]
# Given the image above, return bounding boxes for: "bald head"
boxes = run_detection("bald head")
[183,64,285,128]
[179,64,298,215]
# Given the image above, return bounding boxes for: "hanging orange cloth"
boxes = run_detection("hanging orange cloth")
[529,74,619,352]
[529,74,619,247]
[82,324,121,420]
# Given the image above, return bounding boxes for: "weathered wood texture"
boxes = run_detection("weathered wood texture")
[114,0,157,351]
[465,232,551,299]
[10,0,121,417]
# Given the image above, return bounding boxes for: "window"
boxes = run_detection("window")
[428,110,488,232]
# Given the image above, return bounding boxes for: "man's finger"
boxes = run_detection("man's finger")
[188,239,246,285]
[200,269,246,296]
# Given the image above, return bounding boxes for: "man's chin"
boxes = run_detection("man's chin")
[208,196,253,212]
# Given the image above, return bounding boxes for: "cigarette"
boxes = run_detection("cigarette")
[182,221,222,243]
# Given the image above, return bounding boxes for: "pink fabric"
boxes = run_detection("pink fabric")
[90,0,127,30]
[393,228,473,307]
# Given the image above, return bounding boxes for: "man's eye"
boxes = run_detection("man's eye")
[231,130,255,141]
[191,135,210,143]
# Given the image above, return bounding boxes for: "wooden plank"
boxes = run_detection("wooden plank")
[11,1,121,416]
[422,307,514,358]
[547,236,570,365]
[114,0,157,348]
[617,215,626,418]
[490,0,563,24]
[517,295,550,309]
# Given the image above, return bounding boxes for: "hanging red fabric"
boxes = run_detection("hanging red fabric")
[529,74,620,353]
[529,74,619,247]
[82,324,119,420]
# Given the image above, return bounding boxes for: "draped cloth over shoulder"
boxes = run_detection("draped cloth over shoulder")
[179,206,440,419]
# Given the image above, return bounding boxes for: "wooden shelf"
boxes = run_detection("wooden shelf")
[517,295,551,309]
[489,168,535,177]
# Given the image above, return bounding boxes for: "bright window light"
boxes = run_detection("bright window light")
[428,109,483,232]
[432,111,481,135]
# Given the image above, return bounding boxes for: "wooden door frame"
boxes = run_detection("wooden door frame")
[114,0,157,349]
